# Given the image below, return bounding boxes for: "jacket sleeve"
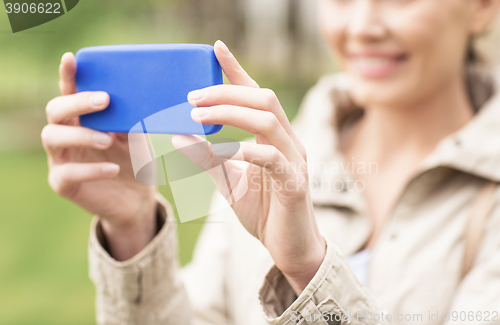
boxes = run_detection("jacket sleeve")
[258,194,500,325]
[88,191,232,325]
[258,237,393,325]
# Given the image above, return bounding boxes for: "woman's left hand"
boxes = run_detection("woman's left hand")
[173,40,326,295]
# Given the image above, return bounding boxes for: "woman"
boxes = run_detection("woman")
[42,0,500,324]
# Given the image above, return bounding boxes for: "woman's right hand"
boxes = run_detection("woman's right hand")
[42,52,158,260]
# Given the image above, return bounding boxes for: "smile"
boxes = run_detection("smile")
[347,53,409,79]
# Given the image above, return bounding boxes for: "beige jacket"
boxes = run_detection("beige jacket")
[88,72,500,325]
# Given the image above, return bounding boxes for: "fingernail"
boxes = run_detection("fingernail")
[216,40,230,55]
[191,107,211,121]
[93,132,112,145]
[102,164,119,175]
[90,92,107,108]
[188,89,206,101]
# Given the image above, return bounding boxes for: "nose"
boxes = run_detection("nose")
[348,0,387,42]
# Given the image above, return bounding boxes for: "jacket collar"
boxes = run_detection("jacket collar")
[421,78,500,182]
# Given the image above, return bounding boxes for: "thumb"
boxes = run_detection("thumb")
[214,40,260,88]
[59,52,77,96]
[171,134,244,204]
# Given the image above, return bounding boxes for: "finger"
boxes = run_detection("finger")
[191,105,300,161]
[214,40,260,88]
[188,85,280,111]
[171,134,245,203]
[212,142,292,182]
[59,52,77,96]
[46,91,109,124]
[171,134,214,172]
[188,85,299,142]
[49,162,120,197]
[41,124,113,153]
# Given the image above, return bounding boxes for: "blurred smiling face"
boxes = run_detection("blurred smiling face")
[319,0,494,108]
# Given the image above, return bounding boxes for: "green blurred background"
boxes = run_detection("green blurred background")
[2,0,500,324]
[0,0,332,324]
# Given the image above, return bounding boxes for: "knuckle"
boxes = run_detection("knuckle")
[260,112,279,133]
[45,97,58,119]
[48,172,62,194]
[40,125,53,146]
[58,166,70,183]
[262,88,279,107]
[269,147,282,164]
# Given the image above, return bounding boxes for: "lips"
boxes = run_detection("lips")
[346,52,409,79]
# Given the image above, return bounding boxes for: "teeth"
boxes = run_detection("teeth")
[355,57,393,69]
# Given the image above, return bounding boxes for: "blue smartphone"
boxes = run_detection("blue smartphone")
[75,44,223,135]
